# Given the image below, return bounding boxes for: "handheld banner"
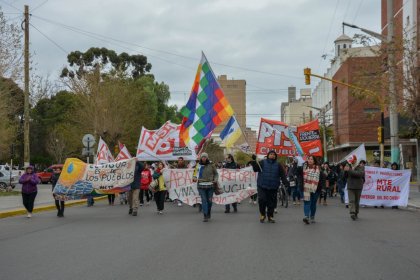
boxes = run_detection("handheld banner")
[53,158,136,200]
[256,118,323,156]
[345,166,411,207]
[137,122,197,161]
[163,167,257,205]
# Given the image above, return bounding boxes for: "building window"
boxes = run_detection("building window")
[343,44,347,49]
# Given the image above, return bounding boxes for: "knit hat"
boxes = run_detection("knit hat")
[201,152,208,158]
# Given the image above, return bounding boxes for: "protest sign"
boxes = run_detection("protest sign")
[345,166,411,207]
[256,118,323,157]
[53,158,136,200]
[96,137,115,164]
[163,167,257,205]
[137,122,197,161]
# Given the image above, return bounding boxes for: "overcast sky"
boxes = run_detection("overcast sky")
[1,0,381,130]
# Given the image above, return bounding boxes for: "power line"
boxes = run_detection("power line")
[31,0,49,12]
[352,0,364,23]
[30,23,68,54]
[319,0,340,69]
[0,0,21,12]
[30,14,302,80]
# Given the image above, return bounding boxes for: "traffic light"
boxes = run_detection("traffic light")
[377,126,384,144]
[304,68,311,85]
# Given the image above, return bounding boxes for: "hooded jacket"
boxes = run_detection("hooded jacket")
[251,151,289,190]
[19,167,40,194]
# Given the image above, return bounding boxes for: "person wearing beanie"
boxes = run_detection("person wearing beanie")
[193,152,218,222]
[250,150,289,223]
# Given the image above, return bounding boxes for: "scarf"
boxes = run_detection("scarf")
[303,165,320,201]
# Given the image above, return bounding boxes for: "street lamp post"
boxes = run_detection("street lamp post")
[343,0,400,165]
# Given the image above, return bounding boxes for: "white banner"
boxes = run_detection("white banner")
[96,137,115,164]
[345,166,411,207]
[136,122,197,161]
[163,167,257,205]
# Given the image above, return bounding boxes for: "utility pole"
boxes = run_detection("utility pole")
[321,109,328,162]
[23,5,30,167]
[387,0,400,165]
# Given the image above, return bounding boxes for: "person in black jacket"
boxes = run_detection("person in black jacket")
[128,161,144,217]
[250,150,289,223]
[223,154,240,213]
[51,166,64,217]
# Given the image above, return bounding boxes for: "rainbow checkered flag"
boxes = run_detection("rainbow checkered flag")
[180,52,234,147]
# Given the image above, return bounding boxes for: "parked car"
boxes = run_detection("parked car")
[36,164,64,184]
[0,165,20,177]
[0,170,18,190]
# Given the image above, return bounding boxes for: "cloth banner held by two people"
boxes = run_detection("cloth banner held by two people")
[53,158,136,201]
[163,166,257,206]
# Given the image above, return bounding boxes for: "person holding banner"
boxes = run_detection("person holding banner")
[302,156,321,224]
[128,161,144,217]
[250,150,289,223]
[344,160,365,220]
[140,163,152,206]
[193,153,218,222]
[223,154,240,213]
[153,162,167,215]
[51,166,65,217]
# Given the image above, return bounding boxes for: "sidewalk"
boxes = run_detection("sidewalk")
[0,184,106,218]
[408,182,420,209]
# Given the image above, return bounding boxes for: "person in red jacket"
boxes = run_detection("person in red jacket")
[140,162,152,206]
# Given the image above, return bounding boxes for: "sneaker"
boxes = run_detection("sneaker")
[274,208,278,214]
[268,217,275,223]
[158,211,163,215]
[253,201,257,205]
[303,217,310,224]
[310,217,315,223]
[139,204,144,207]
[128,208,133,215]
[350,214,356,220]
[27,213,32,218]
[259,215,266,223]
[297,201,301,205]
[293,202,296,205]
[132,211,138,216]
[177,202,182,207]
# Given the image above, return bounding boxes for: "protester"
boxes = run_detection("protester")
[318,162,329,206]
[345,159,366,220]
[119,192,128,205]
[246,159,257,205]
[19,166,41,218]
[287,158,300,205]
[302,156,321,224]
[223,154,239,213]
[128,160,144,216]
[250,150,289,223]
[140,162,152,206]
[51,166,64,217]
[193,153,218,222]
[336,162,348,204]
[390,162,399,209]
[326,163,338,197]
[174,157,187,207]
[153,162,167,215]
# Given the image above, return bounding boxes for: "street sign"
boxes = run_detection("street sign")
[373,151,380,157]
[82,147,95,156]
[82,134,95,148]
[373,150,391,157]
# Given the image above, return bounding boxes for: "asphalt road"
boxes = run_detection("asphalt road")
[1,197,420,280]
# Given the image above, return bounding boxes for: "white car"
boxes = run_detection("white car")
[0,165,21,177]
[0,170,19,190]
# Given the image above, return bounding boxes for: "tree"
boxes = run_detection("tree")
[0,8,23,81]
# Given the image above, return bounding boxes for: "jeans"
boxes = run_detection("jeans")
[198,188,214,217]
[22,192,37,213]
[258,187,278,218]
[304,192,319,218]
[338,183,345,203]
[107,194,115,205]
[291,187,301,201]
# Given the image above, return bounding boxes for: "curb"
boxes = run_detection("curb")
[0,196,107,219]
[407,203,420,210]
